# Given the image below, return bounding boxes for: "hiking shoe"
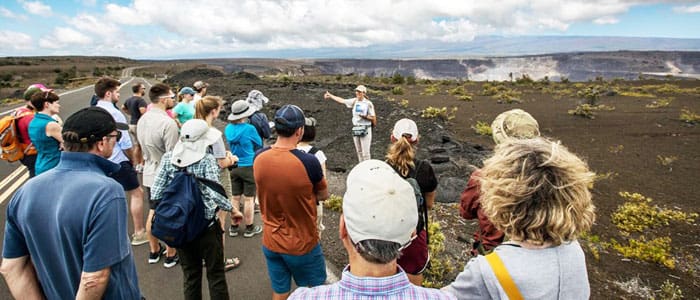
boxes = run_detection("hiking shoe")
[243,224,262,238]
[229,225,239,237]
[163,254,179,268]
[131,230,148,246]
[148,243,166,264]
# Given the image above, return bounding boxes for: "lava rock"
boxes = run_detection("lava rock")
[436,176,467,203]
[431,155,450,164]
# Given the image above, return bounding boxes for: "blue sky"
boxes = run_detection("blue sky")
[1,0,699,59]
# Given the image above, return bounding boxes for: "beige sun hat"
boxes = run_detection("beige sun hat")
[491,109,540,145]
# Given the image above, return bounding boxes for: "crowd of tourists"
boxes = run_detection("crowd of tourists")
[1,78,595,300]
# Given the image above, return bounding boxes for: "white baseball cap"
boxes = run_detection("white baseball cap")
[392,118,419,143]
[343,160,418,245]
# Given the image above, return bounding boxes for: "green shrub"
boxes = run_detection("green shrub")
[391,73,405,84]
[421,106,457,121]
[646,98,673,108]
[658,280,684,300]
[610,236,675,269]
[611,192,697,234]
[472,121,492,136]
[421,85,439,96]
[323,194,343,212]
[568,104,615,119]
[399,99,409,108]
[680,108,699,124]
[423,221,453,288]
[391,86,404,95]
[457,95,472,101]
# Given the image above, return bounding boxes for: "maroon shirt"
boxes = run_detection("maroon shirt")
[459,170,505,256]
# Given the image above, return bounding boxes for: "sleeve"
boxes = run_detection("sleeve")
[83,194,131,272]
[460,171,481,220]
[249,126,263,148]
[442,257,489,299]
[315,150,327,165]
[150,154,172,201]
[211,138,227,159]
[172,103,182,115]
[138,99,147,108]
[117,126,133,150]
[368,101,376,117]
[416,160,438,193]
[2,194,29,258]
[342,98,355,108]
[200,156,233,211]
[163,122,180,151]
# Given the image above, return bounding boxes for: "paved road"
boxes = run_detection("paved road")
[0,78,298,299]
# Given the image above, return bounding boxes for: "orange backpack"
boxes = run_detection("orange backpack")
[0,110,37,162]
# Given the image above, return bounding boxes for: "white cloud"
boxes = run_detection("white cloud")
[594,16,620,24]
[673,4,700,13]
[20,1,51,16]
[0,6,28,20]
[0,30,33,50]
[68,14,121,39]
[39,27,92,49]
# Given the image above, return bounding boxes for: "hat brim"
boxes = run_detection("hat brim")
[227,108,255,121]
[116,122,129,130]
[171,127,221,167]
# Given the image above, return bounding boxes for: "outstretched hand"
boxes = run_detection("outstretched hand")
[324,91,332,99]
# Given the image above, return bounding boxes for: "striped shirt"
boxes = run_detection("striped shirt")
[289,265,456,300]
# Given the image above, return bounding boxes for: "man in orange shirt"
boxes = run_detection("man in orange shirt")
[254,104,329,300]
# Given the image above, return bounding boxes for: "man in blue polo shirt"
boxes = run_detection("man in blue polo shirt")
[1,107,142,299]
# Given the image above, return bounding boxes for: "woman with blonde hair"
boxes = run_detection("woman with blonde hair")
[195,95,242,271]
[444,137,596,299]
[385,118,437,286]
[324,85,376,162]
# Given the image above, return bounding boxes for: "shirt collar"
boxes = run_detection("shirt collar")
[337,265,412,296]
[55,152,121,175]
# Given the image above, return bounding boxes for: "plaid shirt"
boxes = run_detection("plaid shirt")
[289,265,456,300]
[150,152,232,220]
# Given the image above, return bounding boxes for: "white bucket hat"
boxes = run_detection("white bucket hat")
[171,119,221,167]
[246,90,269,111]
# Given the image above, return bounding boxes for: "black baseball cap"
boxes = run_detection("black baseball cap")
[62,107,128,143]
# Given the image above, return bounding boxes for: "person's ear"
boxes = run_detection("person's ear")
[339,214,348,240]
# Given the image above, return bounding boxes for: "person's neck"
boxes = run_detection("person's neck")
[348,256,399,278]
[205,116,214,126]
[274,136,299,149]
[152,103,167,111]
[298,141,310,147]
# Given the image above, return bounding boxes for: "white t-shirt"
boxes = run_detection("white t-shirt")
[341,97,375,126]
[297,144,327,166]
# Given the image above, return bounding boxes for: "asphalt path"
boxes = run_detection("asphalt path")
[0,77,291,299]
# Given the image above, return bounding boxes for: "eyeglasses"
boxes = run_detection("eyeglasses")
[105,131,122,141]
[160,94,176,99]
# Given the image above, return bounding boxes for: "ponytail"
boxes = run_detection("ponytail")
[195,95,223,120]
[385,136,415,177]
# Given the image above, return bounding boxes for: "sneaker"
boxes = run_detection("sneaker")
[131,230,148,246]
[243,224,262,238]
[229,225,239,237]
[148,243,165,264]
[163,254,179,268]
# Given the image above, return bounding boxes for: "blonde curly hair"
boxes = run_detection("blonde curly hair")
[479,137,596,246]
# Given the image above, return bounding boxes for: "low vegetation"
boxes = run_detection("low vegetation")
[568,104,616,119]
[611,192,697,234]
[420,106,457,121]
[679,108,699,124]
[323,194,343,212]
[471,121,492,136]
[610,236,675,269]
[423,221,454,288]
[646,98,673,108]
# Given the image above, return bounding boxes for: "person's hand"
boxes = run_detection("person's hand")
[324,91,331,99]
[230,210,243,225]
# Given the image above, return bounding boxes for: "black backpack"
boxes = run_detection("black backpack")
[405,160,430,246]
[151,167,226,248]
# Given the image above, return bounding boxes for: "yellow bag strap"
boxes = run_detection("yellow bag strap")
[485,252,524,300]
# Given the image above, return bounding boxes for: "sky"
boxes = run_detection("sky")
[1,0,699,59]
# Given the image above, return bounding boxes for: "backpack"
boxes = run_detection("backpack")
[0,110,36,162]
[151,167,226,248]
[308,146,319,155]
[406,160,430,246]
[249,111,271,139]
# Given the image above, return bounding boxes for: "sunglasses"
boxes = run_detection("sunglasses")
[105,131,122,141]
[160,94,176,99]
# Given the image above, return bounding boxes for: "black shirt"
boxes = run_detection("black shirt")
[123,96,147,124]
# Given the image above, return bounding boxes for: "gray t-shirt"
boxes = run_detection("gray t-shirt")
[444,240,590,300]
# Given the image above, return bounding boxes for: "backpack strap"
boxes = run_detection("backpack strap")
[308,146,319,155]
[485,252,524,300]
[412,159,430,246]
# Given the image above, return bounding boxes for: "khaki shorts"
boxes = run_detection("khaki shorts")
[230,167,256,197]
[219,168,232,198]
[128,124,139,145]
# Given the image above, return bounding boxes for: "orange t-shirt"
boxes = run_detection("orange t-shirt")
[254,146,328,255]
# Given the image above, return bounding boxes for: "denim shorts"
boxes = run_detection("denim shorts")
[262,244,326,293]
